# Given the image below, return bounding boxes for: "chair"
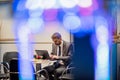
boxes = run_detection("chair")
[9,59,49,80]
[59,63,74,80]
[32,60,50,80]
[0,51,18,80]
[35,69,49,80]
[0,62,9,80]
[3,51,18,73]
[9,58,19,80]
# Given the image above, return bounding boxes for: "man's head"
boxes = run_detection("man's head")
[51,32,62,45]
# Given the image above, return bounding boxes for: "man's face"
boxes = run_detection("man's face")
[52,37,62,45]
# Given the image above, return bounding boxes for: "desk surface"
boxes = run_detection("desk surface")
[32,59,56,68]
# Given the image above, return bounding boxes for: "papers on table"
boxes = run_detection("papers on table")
[33,59,56,68]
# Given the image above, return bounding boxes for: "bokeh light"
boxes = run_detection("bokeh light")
[18,26,30,43]
[95,16,109,43]
[25,0,57,10]
[63,13,81,33]
[27,18,45,34]
[96,44,110,80]
[43,9,58,21]
[17,26,35,80]
[28,9,43,17]
[78,0,98,16]
[17,0,26,11]
[96,26,108,43]
[95,16,110,80]
[95,16,108,28]
[62,6,79,14]
[77,0,93,8]
[59,0,78,8]
[25,0,41,10]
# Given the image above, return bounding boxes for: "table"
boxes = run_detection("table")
[32,59,56,70]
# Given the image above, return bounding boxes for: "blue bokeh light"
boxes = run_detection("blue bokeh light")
[95,16,110,80]
[63,13,81,33]
[77,0,93,8]
[25,0,57,9]
[59,0,78,8]
[27,17,45,34]
[28,9,44,17]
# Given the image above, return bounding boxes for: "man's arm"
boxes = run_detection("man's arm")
[58,56,70,60]
[51,44,54,55]
[53,43,73,60]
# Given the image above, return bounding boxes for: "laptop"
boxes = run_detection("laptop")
[35,50,50,59]
[35,50,57,68]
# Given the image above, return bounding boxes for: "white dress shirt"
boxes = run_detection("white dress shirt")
[57,41,63,56]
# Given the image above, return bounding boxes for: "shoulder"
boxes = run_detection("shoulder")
[63,40,73,46]
[52,43,56,47]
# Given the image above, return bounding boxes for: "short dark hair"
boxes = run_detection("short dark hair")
[51,32,61,39]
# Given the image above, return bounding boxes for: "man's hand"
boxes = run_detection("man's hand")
[59,60,64,65]
[50,55,59,60]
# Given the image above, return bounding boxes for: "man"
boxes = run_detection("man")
[44,32,73,80]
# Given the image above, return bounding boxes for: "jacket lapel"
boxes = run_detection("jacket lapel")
[55,45,57,55]
[62,41,66,56]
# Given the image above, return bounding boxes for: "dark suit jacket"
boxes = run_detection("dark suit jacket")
[51,40,73,66]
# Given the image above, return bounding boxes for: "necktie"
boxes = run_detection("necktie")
[58,46,61,56]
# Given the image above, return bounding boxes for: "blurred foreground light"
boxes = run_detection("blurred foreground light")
[78,0,98,16]
[25,0,41,10]
[80,16,94,30]
[63,13,81,33]
[96,44,110,80]
[59,0,78,8]
[37,0,56,9]
[73,16,94,37]
[27,18,44,34]
[18,26,31,43]
[29,9,43,17]
[17,0,26,11]
[95,16,108,28]
[77,0,93,8]
[96,26,108,44]
[19,60,34,80]
[18,26,35,80]
[95,16,108,43]
[43,9,58,21]
[97,44,109,66]
[95,16,110,80]
[25,0,56,10]
[62,6,79,14]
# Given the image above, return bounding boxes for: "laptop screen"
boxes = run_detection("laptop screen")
[35,50,50,59]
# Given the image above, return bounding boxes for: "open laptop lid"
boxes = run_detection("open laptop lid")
[35,50,50,59]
